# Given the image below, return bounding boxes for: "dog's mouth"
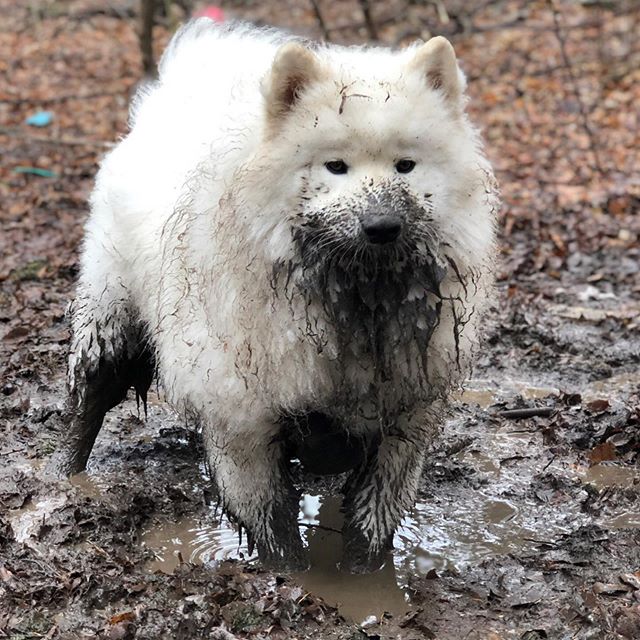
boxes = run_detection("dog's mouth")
[288,228,447,342]
[293,226,447,297]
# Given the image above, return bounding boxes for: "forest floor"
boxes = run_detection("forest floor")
[1,0,639,638]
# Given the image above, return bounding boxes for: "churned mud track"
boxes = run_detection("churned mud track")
[1,1,639,638]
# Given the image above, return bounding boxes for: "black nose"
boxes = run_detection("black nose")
[361,215,402,244]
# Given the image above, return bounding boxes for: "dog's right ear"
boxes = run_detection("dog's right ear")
[263,42,323,126]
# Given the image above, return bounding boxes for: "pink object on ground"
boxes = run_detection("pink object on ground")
[194,6,225,22]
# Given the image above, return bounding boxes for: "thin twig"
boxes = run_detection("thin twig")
[140,0,157,77]
[298,522,341,534]
[308,0,331,41]
[498,407,556,420]
[432,0,450,25]
[359,0,378,41]
[43,624,58,640]
[548,0,604,175]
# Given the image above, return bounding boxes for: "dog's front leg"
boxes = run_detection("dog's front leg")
[342,426,425,573]
[206,419,307,571]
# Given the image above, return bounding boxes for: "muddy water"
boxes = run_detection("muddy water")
[141,514,255,573]
[582,371,640,403]
[295,495,409,621]
[136,491,409,620]
[608,512,640,528]
[136,492,411,621]
[579,464,640,489]
[133,472,578,623]
[132,421,572,622]
[9,495,67,543]
[459,372,640,409]
[456,378,560,408]
[69,470,110,499]
[54,376,640,623]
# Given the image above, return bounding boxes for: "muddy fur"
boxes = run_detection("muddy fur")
[281,180,449,417]
[52,20,498,572]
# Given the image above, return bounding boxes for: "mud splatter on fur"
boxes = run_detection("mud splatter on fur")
[52,21,499,573]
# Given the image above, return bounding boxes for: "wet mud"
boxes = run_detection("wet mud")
[1,1,640,638]
[2,348,639,638]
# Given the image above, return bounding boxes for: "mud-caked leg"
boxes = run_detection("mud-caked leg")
[206,419,307,571]
[48,288,154,477]
[342,424,426,573]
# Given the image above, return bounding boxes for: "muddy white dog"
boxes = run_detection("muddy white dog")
[53,20,498,572]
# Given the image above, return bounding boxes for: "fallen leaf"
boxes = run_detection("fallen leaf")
[3,326,31,341]
[108,611,136,625]
[588,442,617,464]
[586,399,610,413]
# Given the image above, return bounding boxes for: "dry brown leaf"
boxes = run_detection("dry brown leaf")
[588,442,617,464]
[108,611,136,625]
[587,399,610,413]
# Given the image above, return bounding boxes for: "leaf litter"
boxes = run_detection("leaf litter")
[1,0,639,638]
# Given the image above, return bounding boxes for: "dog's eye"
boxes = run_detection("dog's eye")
[325,160,349,175]
[395,159,416,174]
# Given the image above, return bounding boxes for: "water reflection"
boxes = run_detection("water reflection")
[294,495,409,622]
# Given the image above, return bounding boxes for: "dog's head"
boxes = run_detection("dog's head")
[221,35,498,387]
[249,37,495,289]
[203,33,499,406]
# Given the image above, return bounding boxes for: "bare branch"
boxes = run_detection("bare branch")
[498,407,556,420]
[308,0,331,41]
[140,0,157,77]
[548,0,604,175]
[359,0,378,41]
[298,522,342,534]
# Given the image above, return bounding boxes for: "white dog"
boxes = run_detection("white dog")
[53,20,498,572]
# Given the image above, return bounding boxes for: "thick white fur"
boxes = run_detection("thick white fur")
[69,21,498,569]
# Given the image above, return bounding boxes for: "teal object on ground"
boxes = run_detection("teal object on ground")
[14,166,57,178]
[25,111,53,127]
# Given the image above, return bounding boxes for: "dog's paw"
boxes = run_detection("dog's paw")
[341,524,390,574]
[259,546,310,573]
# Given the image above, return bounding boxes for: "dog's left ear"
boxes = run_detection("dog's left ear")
[264,42,324,126]
[408,37,464,114]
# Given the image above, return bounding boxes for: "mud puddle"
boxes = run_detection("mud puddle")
[9,495,67,544]
[578,463,640,489]
[136,489,410,622]
[67,375,636,624]
[141,509,255,574]
[135,466,637,624]
[457,378,560,408]
[581,370,640,403]
[459,372,640,408]
[8,374,639,626]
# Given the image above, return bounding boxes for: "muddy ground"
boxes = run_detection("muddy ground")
[1,1,639,638]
